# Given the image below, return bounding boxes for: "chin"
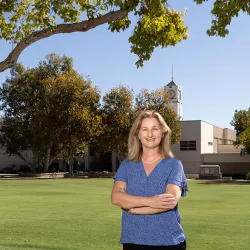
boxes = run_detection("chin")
[143,144,161,150]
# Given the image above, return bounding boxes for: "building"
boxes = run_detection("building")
[164,79,182,120]
[165,79,250,178]
[172,120,250,178]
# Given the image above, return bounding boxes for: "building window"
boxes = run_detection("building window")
[208,142,213,146]
[180,141,196,151]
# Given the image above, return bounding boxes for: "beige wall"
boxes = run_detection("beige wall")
[180,161,202,174]
[203,153,250,163]
[172,121,244,176]
[203,153,250,176]
[181,152,250,175]
[173,121,203,174]
[213,126,224,140]
[223,128,236,142]
[203,153,250,177]
[218,144,243,153]
[213,126,236,145]
[213,138,218,153]
[207,162,250,177]
[173,120,201,162]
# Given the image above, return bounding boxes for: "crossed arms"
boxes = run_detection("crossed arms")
[111,181,182,215]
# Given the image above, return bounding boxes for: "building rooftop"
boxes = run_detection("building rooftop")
[166,80,177,86]
[181,120,235,131]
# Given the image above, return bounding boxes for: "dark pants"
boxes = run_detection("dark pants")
[123,241,186,250]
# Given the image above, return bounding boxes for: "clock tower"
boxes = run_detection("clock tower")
[164,78,182,120]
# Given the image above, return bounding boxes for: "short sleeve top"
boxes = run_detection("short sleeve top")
[114,158,188,246]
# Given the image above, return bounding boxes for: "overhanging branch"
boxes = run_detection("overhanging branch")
[0,10,128,73]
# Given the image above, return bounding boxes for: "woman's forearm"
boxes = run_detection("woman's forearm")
[112,191,151,209]
[128,207,172,215]
[112,186,175,210]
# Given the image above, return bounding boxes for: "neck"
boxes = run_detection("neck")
[141,147,161,160]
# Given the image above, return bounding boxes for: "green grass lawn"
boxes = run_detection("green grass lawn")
[0,179,249,250]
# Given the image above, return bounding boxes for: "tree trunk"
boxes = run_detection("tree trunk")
[43,147,51,173]
[32,151,38,173]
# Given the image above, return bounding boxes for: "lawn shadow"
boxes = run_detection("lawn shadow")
[0,243,79,250]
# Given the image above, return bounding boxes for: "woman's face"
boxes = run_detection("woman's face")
[138,117,163,150]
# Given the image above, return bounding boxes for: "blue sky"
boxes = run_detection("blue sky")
[0,0,249,129]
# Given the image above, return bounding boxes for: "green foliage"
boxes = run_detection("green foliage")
[0,0,188,68]
[246,172,250,180]
[194,0,250,37]
[128,8,188,67]
[231,108,250,155]
[1,0,248,70]
[93,85,135,160]
[93,85,181,160]
[0,54,182,169]
[0,54,103,172]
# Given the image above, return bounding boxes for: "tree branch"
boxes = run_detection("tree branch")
[0,10,128,73]
[15,151,33,167]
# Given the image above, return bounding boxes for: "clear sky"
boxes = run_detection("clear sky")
[0,0,249,129]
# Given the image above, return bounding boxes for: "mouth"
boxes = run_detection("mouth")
[146,138,156,141]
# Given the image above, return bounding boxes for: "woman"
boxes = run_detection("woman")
[111,110,188,250]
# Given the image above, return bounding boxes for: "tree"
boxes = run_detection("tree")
[0,54,103,172]
[194,0,250,37]
[0,0,188,72]
[231,108,250,155]
[93,85,135,161]
[93,86,181,160]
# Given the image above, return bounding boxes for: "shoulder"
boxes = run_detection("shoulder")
[163,157,182,165]
[162,158,183,170]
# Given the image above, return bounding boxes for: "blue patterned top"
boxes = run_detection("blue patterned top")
[114,158,188,246]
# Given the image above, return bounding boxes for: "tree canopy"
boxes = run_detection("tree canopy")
[0,0,189,72]
[231,108,250,155]
[0,53,182,172]
[0,54,103,172]
[1,1,248,72]
[194,0,250,37]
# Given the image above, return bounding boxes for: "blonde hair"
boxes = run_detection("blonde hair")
[127,110,174,162]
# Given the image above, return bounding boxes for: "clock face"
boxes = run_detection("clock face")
[168,90,175,99]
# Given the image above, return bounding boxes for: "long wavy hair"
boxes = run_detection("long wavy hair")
[127,110,174,162]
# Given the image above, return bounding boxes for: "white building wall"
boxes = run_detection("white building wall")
[200,121,214,154]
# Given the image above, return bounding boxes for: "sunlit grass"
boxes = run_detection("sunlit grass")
[0,179,249,250]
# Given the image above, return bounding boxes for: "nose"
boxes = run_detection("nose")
[148,130,153,137]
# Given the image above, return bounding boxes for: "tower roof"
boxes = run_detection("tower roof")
[167,80,177,86]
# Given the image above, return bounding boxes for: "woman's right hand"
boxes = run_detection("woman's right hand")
[148,193,176,209]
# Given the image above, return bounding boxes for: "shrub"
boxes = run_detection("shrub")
[246,172,250,180]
